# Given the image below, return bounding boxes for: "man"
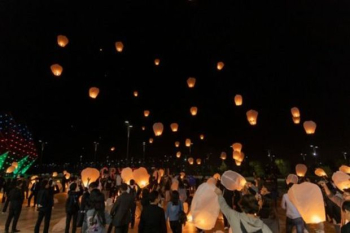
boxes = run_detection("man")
[28,178,40,207]
[341,201,350,232]
[138,190,167,233]
[81,182,99,232]
[110,183,134,233]
[5,180,24,233]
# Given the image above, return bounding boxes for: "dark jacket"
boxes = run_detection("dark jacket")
[37,185,60,211]
[66,187,83,214]
[80,191,91,211]
[139,204,167,233]
[110,192,134,227]
[8,187,24,209]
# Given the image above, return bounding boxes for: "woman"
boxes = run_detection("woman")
[65,182,84,233]
[214,188,272,233]
[85,191,111,233]
[166,190,183,233]
[140,188,150,210]
[260,183,280,233]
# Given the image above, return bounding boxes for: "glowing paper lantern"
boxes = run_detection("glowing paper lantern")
[190,107,198,116]
[303,121,317,134]
[293,117,301,124]
[142,126,146,131]
[149,138,154,144]
[65,173,71,180]
[339,165,350,174]
[153,122,164,136]
[185,139,191,147]
[288,182,326,224]
[133,91,138,97]
[200,134,204,140]
[235,152,244,162]
[133,167,150,188]
[121,167,134,185]
[235,160,242,166]
[81,168,100,187]
[6,166,15,174]
[50,64,63,76]
[233,151,241,160]
[110,147,115,151]
[11,162,18,168]
[176,151,181,158]
[234,95,243,106]
[246,110,258,125]
[232,143,242,152]
[291,107,300,118]
[175,141,180,148]
[154,58,160,66]
[158,169,165,178]
[213,173,221,180]
[220,152,227,160]
[188,157,194,165]
[286,174,298,185]
[221,170,246,191]
[170,123,179,132]
[180,172,186,179]
[295,164,307,177]
[57,35,69,47]
[63,170,67,175]
[196,158,202,165]
[190,182,220,230]
[315,168,327,177]
[332,171,350,191]
[187,77,196,88]
[52,172,58,177]
[115,41,124,52]
[144,110,150,117]
[217,61,224,71]
[89,87,100,99]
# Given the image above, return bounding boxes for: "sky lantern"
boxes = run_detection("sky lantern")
[133,91,138,97]
[170,123,179,132]
[57,35,69,47]
[188,157,194,165]
[291,107,300,118]
[295,164,307,177]
[286,174,298,185]
[154,58,160,66]
[153,123,164,136]
[180,172,186,179]
[217,61,224,71]
[121,167,134,185]
[142,126,146,131]
[50,64,63,76]
[149,138,154,144]
[339,165,350,174]
[221,170,246,191]
[81,167,100,187]
[11,162,18,168]
[288,182,326,224]
[187,77,196,88]
[200,134,204,140]
[65,173,71,180]
[315,168,327,177]
[133,167,150,188]
[175,141,180,147]
[176,151,181,158]
[236,152,245,162]
[63,170,67,175]
[220,152,227,160]
[89,87,100,99]
[234,95,243,106]
[190,107,198,116]
[6,166,15,173]
[110,147,115,151]
[196,158,202,165]
[52,172,58,177]
[303,121,317,134]
[144,110,150,117]
[332,171,350,191]
[233,151,241,160]
[232,143,242,152]
[235,160,242,166]
[115,41,124,52]
[213,173,221,180]
[246,110,258,125]
[185,139,191,147]
[293,117,301,124]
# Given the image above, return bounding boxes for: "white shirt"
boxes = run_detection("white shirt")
[281,193,302,219]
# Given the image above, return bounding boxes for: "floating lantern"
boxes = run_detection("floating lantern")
[149,138,154,144]
[286,174,298,185]
[235,160,242,166]
[293,117,301,124]
[188,157,194,165]
[213,173,221,180]
[65,173,71,180]
[176,151,181,158]
[89,87,100,99]
[50,64,63,76]
[246,110,258,125]
[303,121,317,134]
[121,167,134,185]
[295,164,307,177]
[110,147,115,151]
[170,123,179,132]
[190,107,198,116]
[11,162,18,168]
[133,91,138,97]
[133,167,150,188]
[57,35,69,47]
[196,158,202,165]
[217,61,224,71]
[52,172,58,177]
[63,170,67,175]
[288,182,325,224]
[175,141,180,147]
[180,172,186,179]
[220,152,227,160]
[200,134,204,140]
[232,143,242,152]
[339,165,350,174]
[233,151,241,160]
[291,107,300,118]
[154,58,160,66]
[235,152,244,162]
[144,110,150,117]
[187,77,196,88]
[115,41,124,52]
[221,170,246,191]
[142,126,146,131]
[153,123,164,136]
[81,167,100,187]
[333,171,350,191]
[315,168,327,177]
[234,95,243,106]
[6,166,15,174]
[185,139,191,147]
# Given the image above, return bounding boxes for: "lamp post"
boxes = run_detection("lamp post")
[310,145,319,165]
[38,140,47,171]
[125,121,133,163]
[300,153,307,161]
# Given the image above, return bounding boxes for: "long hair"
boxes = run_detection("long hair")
[171,190,180,205]
[239,194,259,215]
[90,191,107,226]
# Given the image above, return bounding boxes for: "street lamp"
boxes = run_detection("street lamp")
[300,153,307,161]
[310,145,319,156]
[125,121,133,162]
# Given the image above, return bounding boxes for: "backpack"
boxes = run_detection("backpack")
[86,213,104,233]
[66,193,79,213]
[240,221,262,233]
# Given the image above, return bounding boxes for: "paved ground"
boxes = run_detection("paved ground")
[0,192,336,233]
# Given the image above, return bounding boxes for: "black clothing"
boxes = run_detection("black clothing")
[342,222,350,233]
[5,187,24,232]
[139,204,167,233]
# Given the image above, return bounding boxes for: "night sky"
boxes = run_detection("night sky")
[1,0,350,165]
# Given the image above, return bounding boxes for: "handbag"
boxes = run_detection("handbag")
[77,210,85,227]
[178,210,187,226]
